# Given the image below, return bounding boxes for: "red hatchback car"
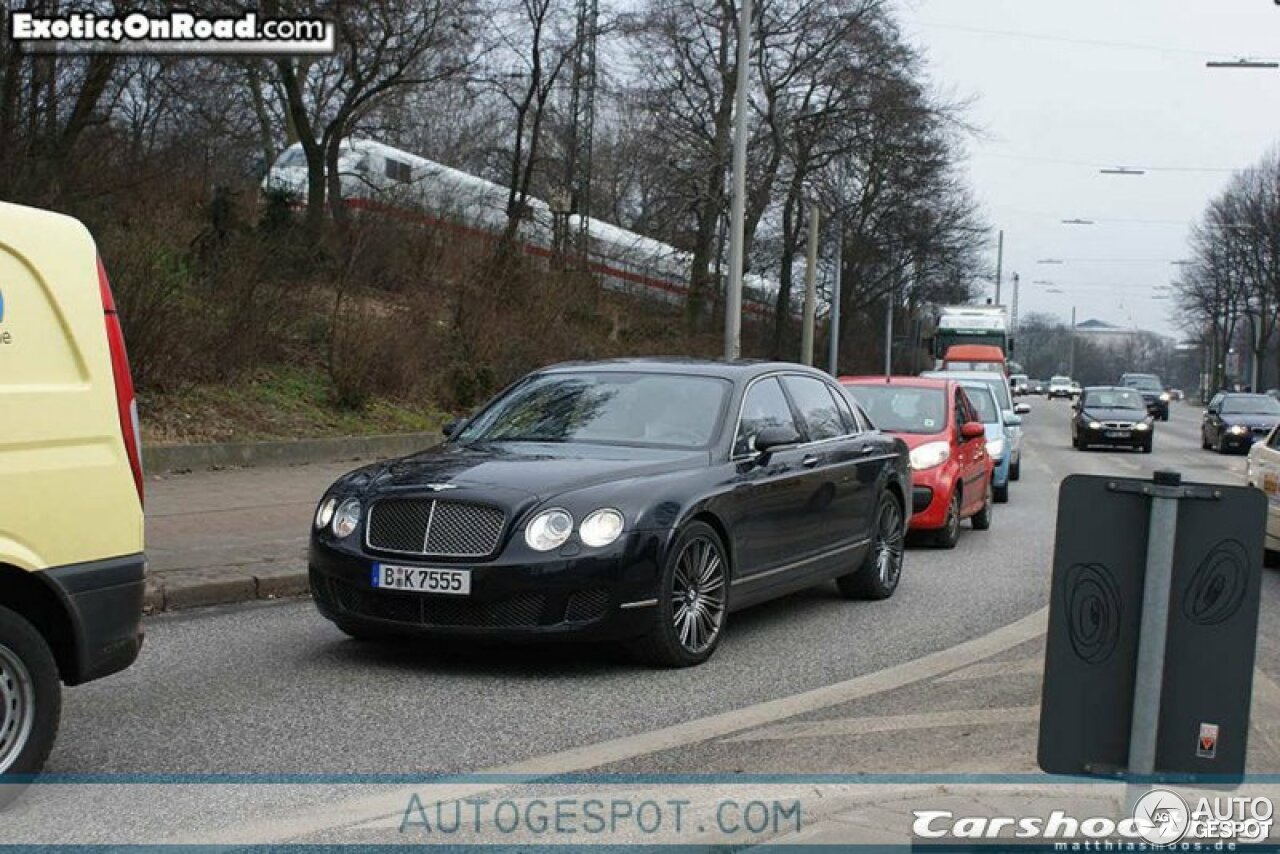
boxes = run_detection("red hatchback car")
[841,376,995,548]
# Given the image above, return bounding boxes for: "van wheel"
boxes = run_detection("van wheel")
[0,606,61,808]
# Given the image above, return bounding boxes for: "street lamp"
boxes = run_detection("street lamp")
[1061,218,1095,225]
[1100,167,1146,176]
[1037,258,1065,265]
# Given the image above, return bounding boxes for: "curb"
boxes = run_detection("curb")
[142,431,441,474]
[145,565,311,614]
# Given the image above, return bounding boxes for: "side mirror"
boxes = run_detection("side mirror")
[960,421,985,440]
[442,418,466,439]
[1014,402,1031,415]
[1004,414,1023,427]
[753,425,802,455]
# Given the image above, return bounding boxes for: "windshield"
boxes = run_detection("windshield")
[1123,376,1162,392]
[1085,389,1145,410]
[1222,395,1280,416]
[963,386,1000,423]
[1050,376,1070,385]
[844,385,946,434]
[457,372,729,449]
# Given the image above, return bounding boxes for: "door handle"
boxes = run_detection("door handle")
[857,445,877,456]
[802,455,820,468]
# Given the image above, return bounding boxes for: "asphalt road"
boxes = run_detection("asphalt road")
[9,397,1280,844]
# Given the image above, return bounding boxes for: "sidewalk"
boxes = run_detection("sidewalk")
[143,460,360,611]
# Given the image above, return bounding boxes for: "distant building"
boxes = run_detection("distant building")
[1074,318,1172,351]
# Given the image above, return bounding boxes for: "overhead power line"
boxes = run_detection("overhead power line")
[913,21,1275,62]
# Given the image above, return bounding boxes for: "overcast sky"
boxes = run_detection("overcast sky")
[895,0,1280,338]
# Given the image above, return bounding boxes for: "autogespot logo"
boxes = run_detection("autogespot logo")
[1133,789,1190,845]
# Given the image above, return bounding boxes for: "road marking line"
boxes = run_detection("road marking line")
[934,655,1043,683]
[191,607,1050,844]
[720,706,1039,743]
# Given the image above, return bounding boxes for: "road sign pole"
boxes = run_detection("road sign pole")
[1127,470,1182,784]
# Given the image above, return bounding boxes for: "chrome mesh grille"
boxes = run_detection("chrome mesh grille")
[366,498,505,557]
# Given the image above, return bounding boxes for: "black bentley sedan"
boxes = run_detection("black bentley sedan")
[309,359,911,666]
[1071,386,1154,452]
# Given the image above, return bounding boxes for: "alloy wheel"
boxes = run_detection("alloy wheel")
[0,643,35,775]
[671,536,726,655]
[875,498,905,587]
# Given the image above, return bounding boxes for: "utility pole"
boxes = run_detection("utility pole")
[801,204,819,365]
[1069,305,1077,377]
[564,0,599,265]
[994,229,1004,305]
[723,0,752,361]
[884,281,895,379]
[828,219,843,376]
[1010,272,1020,334]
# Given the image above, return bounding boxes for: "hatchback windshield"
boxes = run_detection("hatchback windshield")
[1085,389,1145,410]
[844,385,946,434]
[458,372,729,448]
[1221,395,1280,416]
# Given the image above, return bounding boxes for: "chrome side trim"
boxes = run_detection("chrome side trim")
[731,537,871,587]
[619,598,658,609]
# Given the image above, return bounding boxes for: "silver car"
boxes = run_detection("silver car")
[923,370,1029,481]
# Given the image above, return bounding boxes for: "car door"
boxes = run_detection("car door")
[1251,427,1280,544]
[779,373,868,564]
[725,376,814,587]
[954,388,988,514]
[1205,393,1225,444]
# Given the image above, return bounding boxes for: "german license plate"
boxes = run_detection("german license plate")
[1104,431,1130,438]
[372,563,470,595]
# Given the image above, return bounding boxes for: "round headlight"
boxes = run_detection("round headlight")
[331,498,362,539]
[909,441,950,471]
[1135,422,1151,431]
[580,509,625,548]
[1088,421,1102,430]
[315,497,338,529]
[1159,392,1170,402]
[525,508,574,552]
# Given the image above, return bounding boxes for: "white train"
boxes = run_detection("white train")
[263,138,778,316]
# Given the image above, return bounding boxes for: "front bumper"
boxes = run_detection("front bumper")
[309,532,667,641]
[1219,430,1260,451]
[1077,426,1150,449]
[42,554,146,685]
[1143,398,1169,418]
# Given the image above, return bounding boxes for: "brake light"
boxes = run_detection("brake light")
[97,257,144,506]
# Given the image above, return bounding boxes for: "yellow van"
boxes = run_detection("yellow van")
[0,201,145,789]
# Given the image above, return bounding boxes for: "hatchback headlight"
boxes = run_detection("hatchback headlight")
[331,498,361,539]
[909,441,950,471]
[525,508,574,551]
[315,496,338,529]
[986,437,1006,459]
[580,509,625,548]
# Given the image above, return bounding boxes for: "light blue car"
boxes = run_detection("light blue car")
[923,369,1029,481]
[954,381,1016,502]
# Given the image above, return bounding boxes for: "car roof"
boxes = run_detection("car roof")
[840,375,949,389]
[1222,392,1270,400]
[536,357,832,382]
[922,370,1005,382]
[1084,385,1138,393]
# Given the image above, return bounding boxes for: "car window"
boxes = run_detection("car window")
[1269,426,1280,451]
[1209,393,1224,411]
[1085,389,1144,410]
[1222,395,1280,415]
[735,377,800,456]
[962,385,1000,424]
[953,390,967,433]
[844,384,946,434]
[826,385,860,433]
[782,375,846,441]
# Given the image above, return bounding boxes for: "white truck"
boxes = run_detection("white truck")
[933,305,1012,368]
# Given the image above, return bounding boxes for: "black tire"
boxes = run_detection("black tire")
[629,521,728,667]
[837,492,904,600]
[994,482,1010,504]
[971,480,993,531]
[1202,430,1212,450]
[1009,457,1021,481]
[0,606,61,809]
[931,489,961,549]
[1215,433,1226,454]
[1141,438,1153,454]
[1266,549,1280,569]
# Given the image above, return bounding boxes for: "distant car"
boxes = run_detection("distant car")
[308,359,912,667]
[1048,375,1073,399]
[1029,379,1047,395]
[1119,372,1170,421]
[1009,373,1030,396]
[920,369,1027,482]
[1071,386,1154,453]
[1245,428,1280,563]
[842,376,994,548]
[1166,388,1185,402]
[1202,392,1280,454]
